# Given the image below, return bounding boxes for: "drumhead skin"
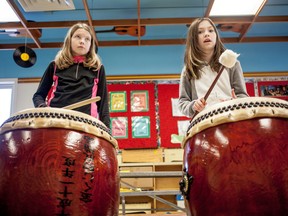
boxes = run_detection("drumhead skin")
[181,97,288,216]
[0,107,118,148]
[0,108,119,216]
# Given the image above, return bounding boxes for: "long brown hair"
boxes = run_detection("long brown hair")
[184,17,225,80]
[54,23,101,71]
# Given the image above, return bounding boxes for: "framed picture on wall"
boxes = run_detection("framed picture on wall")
[257,80,288,100]
[109,91,127,112]
[110,117,128,139]
[131,90,149,112]
[131,116,150,138]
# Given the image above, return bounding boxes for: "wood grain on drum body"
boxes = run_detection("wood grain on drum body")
[182,97,288,216]
[0,108,120,216]
[183,97,288,148]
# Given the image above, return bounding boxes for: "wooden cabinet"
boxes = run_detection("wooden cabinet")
[118,162,185,215]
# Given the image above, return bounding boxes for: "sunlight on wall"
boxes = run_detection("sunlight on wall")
[0,79,17,125]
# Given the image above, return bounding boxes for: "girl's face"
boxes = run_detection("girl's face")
[197,20,217,54]
[71,28,92,56]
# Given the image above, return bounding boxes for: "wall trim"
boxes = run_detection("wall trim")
[18,71,288,83]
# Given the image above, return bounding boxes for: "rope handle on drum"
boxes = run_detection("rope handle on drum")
[63,96,101,110]
[189,49,240,123]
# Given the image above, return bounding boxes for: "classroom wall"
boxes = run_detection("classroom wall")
[14,82,38,113]
[0,42,288,79]
[2,42,288,115]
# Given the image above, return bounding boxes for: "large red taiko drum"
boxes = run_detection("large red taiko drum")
[180,97,288,216]
[0,108,119,216]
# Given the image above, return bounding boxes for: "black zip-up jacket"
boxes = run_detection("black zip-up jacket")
[33,61,110,129]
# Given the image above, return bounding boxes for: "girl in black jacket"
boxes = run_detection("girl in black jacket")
[33,23,110,129]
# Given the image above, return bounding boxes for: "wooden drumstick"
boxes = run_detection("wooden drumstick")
[63,96,101,110]
[189,49,240,122]
[189,66,225,122]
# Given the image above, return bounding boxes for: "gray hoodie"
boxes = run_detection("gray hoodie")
[178,61,249,117]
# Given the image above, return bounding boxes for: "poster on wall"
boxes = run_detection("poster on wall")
[109,91,127,112]
[170,120,190,144]
[171,98,185,117]
[257,80,288,100]
[177,120,190,136]
[110,117,128,139]
[131,90,149,112]
[132,116,150,138]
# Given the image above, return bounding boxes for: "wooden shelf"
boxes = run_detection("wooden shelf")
[119,162,182,166]
[120,190,180,196]
[120,171,182,178]
[119,162,185,215]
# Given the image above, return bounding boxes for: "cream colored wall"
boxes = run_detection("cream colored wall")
[14,82,39,113]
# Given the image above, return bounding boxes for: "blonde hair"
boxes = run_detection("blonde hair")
[54,23,101,71]
[184,17,225,80]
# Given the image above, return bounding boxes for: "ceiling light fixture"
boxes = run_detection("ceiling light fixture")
[209,0,266,16]
[0,1,20,22]
[17,0,75,12]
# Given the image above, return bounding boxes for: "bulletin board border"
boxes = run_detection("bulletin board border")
[17,71,288,83]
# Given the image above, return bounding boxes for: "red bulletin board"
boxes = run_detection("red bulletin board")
[245,82,255,96]
[108,82,157,149]
[158,84,190,148]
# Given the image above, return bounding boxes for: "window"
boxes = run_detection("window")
[0,79,17,125]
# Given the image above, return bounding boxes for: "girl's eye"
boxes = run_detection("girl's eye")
[198,30,203,34]
[209,29,214,33]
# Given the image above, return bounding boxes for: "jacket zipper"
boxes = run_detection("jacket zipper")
[75,63,79,79]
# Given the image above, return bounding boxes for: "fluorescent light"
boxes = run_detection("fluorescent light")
[210,0,265,16]
[0,1,20,22]
[3,29,18,33]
